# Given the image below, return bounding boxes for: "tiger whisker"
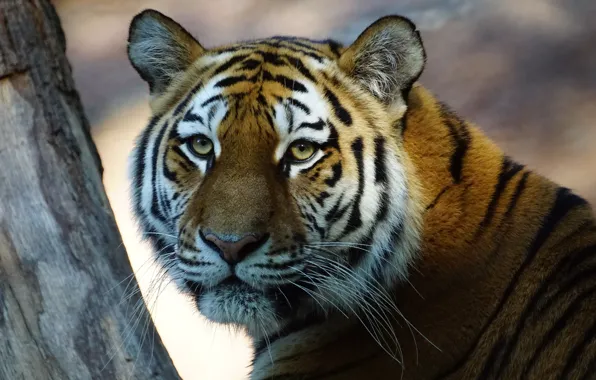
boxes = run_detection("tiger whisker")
[290,263,404,366]
[299,254,405,361]
[306,245,439,354]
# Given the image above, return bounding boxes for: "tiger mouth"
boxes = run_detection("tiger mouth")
[184,275,254,297]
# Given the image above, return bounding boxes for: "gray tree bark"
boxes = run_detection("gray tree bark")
[0,1,180,379]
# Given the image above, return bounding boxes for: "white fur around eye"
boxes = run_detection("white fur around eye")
[285,149,325,178]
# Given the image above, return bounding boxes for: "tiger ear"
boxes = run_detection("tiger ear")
[339,16,426,113]
[127,9,205,96]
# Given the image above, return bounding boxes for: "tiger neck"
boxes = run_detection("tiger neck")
[392,84,571,375]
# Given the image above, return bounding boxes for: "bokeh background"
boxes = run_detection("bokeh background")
[53,1,596,379]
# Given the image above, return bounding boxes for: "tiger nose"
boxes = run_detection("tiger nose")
[201,232,268,264]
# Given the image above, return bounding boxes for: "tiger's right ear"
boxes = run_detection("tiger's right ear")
[128,9,204,96]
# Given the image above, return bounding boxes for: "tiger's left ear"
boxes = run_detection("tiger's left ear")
[128,9,205,96]
[339,16,426,114]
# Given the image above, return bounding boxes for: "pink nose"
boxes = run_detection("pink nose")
[203,232,266,264]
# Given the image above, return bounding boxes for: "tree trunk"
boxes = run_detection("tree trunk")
[0,1,180,379]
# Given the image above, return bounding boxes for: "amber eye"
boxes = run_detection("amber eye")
[188,135,214,157]
[287,140,317,162]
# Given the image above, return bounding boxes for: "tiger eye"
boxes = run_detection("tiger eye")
[288,141,316,162]
[189,136,214,157]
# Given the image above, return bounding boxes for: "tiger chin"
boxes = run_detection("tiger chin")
[127,9,596,380]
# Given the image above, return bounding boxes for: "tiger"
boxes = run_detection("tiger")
[126,8,596,380]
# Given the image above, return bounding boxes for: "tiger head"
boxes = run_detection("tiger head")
[127,10,425,338]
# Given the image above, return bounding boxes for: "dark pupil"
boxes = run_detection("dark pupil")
[297,144,307,152]
[198,139,208,147]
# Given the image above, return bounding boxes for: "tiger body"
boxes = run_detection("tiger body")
[127,10,596,380]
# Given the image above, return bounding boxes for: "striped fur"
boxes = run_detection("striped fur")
[127,10,596,379]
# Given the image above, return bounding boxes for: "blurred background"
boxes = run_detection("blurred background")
[53,0,596,379]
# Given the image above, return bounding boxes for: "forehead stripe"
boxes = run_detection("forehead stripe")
[262,71,307,92]
[324,87,352,126]
[201,94,224,108]
[295,120,325,132]
[250,41,326,62]
[182,110,204,125]
[287,98,310,114]
[214,75,247,88]
[213,54,250,75]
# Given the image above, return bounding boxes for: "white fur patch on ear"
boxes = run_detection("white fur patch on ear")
[339,16,426,105]
[128,9,204,95]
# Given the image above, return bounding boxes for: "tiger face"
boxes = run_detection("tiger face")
[128,10,425,337]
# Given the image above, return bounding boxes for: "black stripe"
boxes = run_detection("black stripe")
[265,111,276,133]
[438,187,588,379]
[260,51,285,65]
[533,244,596,318]
[371,218,404,280]
[287,98,311,114]
[375,186,390,222]
[560,319,596,379]
[483,172,530,258]
[214,75,247,88]
[373,137,388,184]
[477,336,507,379]
[440,104,470,183]
[241,58,261,70]
[284,103,295,133]
[150,122,169,223]
[201,95,223,108]
[325,193,344,223]
[299,152,333,176]
[425,186,451,211]
[523,285,596,377]
[502,172,530,221]
[273,37,323,53]
[163,158,178,182]
[477,156,524,234]
[311,211,325,239]
[295,120,325,132]
[315,191,330,207]
[171,145,195,169]
[253,258,306,270]
[326,39,343,57]
[488,188,589,378]
[347,234,373,268]
[341,138,364,237]
[325,88,352,126]
[258,51,317,83]
[325,163,342,187]
[207,104,220,129]
[173,83,203,115]
[182,110,204,125]
[214,44,258,54]
[262,71,307,92]
[212,54,249,75]
[256,41,325,62]
[326,122,340,151]
[256,93,268,107]
[282,55,316,82]
[148,236,173,259]
[133,116,160,207]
